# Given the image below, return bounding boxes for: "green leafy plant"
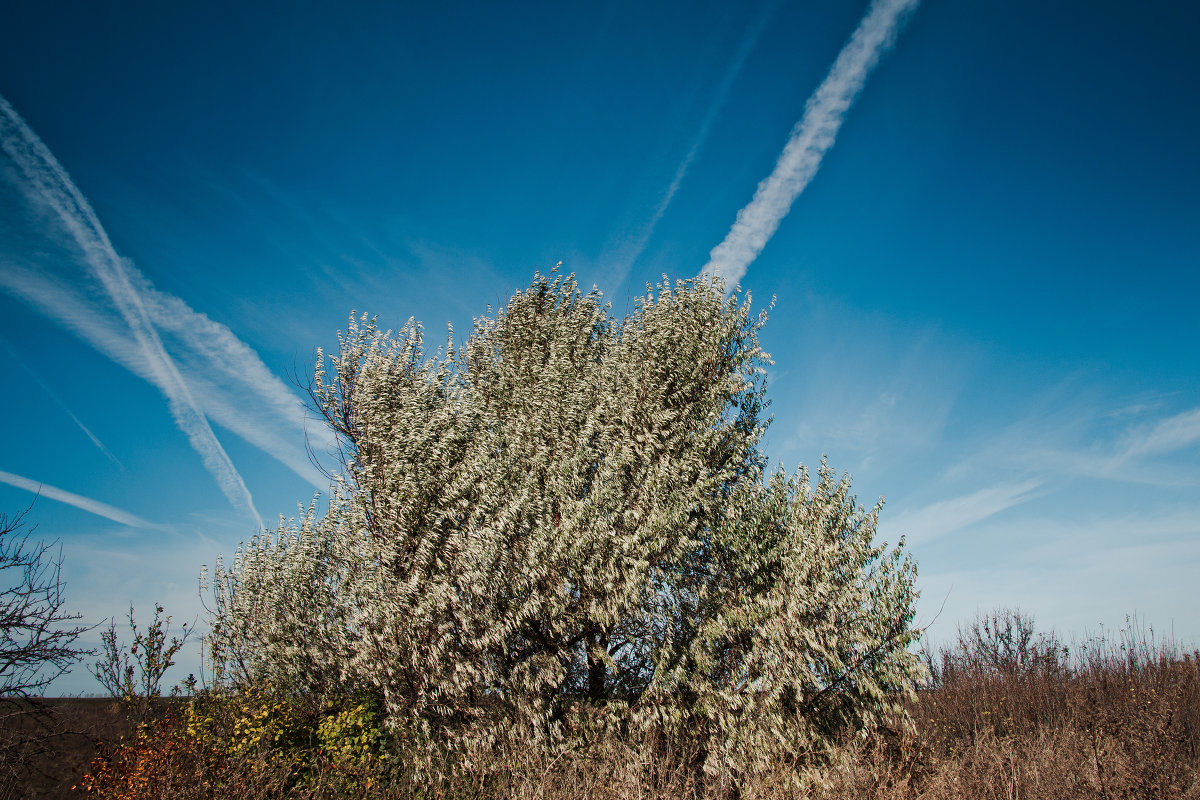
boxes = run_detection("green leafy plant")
[316,699,390,768]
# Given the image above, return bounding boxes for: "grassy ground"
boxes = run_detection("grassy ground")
[13,620,1200,799]
[826,642,1200,799]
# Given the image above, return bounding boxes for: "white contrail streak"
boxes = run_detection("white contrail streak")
[700,0,920,289]
[0,334,125,468]
[609,1,780,285]
[0,94,264,529]
[0,263,328,490]
[143,287,334,460]
[0,469,161,529]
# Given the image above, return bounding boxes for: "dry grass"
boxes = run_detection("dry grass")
[819,619,1200,800]
[49,618,1200,799]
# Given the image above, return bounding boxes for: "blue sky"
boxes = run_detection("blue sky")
[2,0,1197,693]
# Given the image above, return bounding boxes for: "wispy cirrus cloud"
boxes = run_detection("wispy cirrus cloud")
[974,398,1200,488]
[883,479,1042,547]
[0,95,329,527]
[700,0,919,289]
[1121,407,1200,461]
[1047,405,1200,485]
[876,394,1200,553]
[0,469,162,530]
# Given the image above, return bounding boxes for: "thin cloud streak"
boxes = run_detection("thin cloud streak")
[1122,407,1200,460]
[140,285,334,481]
[0,469,161,530]
[0,260,327,492]
[608,1,780,285]
[700,0,919,289]
[999,403,1200,487]
[885,479,1042,547]
[0,334,125,469]
[0,94,263,528]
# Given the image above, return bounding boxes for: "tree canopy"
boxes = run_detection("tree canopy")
[206,273,921,775]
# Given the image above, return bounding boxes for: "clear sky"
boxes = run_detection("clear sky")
[1,0,1197,694]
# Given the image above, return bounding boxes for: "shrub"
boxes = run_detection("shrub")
[75,714,194,800]
[92,603,194,703]
[204,273,923,777]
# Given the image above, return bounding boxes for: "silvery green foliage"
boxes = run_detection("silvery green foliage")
[678,464,921,775]
[202,499,357,699]
[205,273,921,770]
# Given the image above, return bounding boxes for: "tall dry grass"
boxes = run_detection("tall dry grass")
[821,614,1200,799]
[76,613,1200,800]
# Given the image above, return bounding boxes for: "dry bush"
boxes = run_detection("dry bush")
[73,634,1200,800]
[0,505,92,798]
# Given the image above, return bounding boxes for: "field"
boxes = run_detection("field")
[7,615,1199,800]
[0,697,137,800]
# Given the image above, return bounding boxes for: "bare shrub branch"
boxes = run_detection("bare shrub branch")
[0,503,92,793]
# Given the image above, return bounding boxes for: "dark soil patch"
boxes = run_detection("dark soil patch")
[1,698,137,800]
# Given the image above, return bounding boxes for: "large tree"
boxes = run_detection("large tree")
[206,273,920,770]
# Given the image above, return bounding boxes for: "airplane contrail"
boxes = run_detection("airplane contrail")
[0,263,329,490]
[0,94,264,529]
[0,334,125,469]
[0,469,162,529]
[607,0,781,286]
[700,0,920,290]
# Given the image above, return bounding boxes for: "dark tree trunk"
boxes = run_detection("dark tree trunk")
[586,629,608,701]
